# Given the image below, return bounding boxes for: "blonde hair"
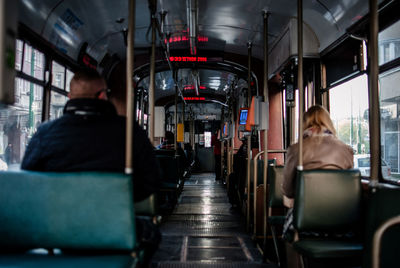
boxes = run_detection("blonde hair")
[303,105,336,136]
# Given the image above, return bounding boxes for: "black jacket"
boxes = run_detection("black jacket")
[21,98,160,201]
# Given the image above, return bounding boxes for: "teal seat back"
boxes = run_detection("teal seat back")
[293,169,361,232]
[0,171,136,251]
[363,184,400,268]
[268,166,284,207]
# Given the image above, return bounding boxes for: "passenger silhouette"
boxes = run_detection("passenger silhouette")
[282,105,354,242]
[282,105,353,207]
[21,68,160,202]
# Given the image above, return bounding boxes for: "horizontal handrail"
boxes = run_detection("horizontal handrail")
[267,150,287,154]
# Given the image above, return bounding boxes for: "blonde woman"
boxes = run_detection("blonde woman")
[282,105,354,208]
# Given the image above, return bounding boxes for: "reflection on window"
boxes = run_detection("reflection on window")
[65,69,74,92]
[0,78,43,171]
[15,40,23,71]
[379,20,400,65]
[380,66,400,183]
[52,61,65,89]
[22,44,45,80]
[50,91,69,120]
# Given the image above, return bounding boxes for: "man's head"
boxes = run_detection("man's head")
[164,131,175,145]
[69,68,108,100]
[107,61,127,116]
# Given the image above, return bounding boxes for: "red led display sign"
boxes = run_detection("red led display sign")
[82,55,97,69]
[169,56,207,62]
[164,35,209,44]
[184,97,206,101]
[184,85,206,90]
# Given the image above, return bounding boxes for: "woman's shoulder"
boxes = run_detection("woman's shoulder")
[325,135,354,153]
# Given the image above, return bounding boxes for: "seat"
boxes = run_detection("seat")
[135,193,158,216]
[0,171,140,267]
[292,169,363,267]
[363,184,400,268]
[267,165,285,266]
[155,155,183,208]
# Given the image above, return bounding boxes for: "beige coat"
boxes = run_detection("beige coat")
[282,134,354,199]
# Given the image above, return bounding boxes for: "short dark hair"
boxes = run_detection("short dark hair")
[107,61,126,102]
[165,131,174,144]
[72,68,103,83]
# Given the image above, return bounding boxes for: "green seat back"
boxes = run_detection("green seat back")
[154,149,176,157]
[251,159,276,186]
[363,184,400,268]
[135,193,157,216]
[0,171,136,251]
[156,155,180,183]
[256,159,264,185]
[268,165,284,207]
[293,169,361,232]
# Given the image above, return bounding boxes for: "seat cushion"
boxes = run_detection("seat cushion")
[160,182,179,190]
[293,240,363,259]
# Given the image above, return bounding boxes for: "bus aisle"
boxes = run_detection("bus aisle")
[151,173,277,267]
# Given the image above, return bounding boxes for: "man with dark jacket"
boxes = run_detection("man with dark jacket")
[21,68,160,202]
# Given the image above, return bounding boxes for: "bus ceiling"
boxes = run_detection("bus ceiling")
[17,0,385,66]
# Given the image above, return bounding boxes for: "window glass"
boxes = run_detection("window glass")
[15,40,23,71]
[329,75,372,171]
[50,91,69,120]
[380,66,400,183]
[379,20,400,65]
[294,89,299,142]
[65,69,74,92]
[22,44,45,80]
[204,131,211,147]
[52,61,65,89]
[0,78,43,170]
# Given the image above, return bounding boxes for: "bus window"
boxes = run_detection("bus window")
[0,78,43,170]
[52,61,65,90]
[50,91,69,120]
[329,75,370,165]
[204,131,211,147]
[22,43,45,81]
[380,65,400,183]
[379,20,400,66]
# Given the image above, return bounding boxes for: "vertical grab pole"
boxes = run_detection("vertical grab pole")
[174,71,178,151]
[221,107,225,182]
[148,5,157,145]
[182,97,185,146]
[297,0,304,169]
[253,151,264,238]
[230,106,235,179]
[262,10,270,257]
[246,41,253,231]
[368,0,381,182]
[125,0,136,174]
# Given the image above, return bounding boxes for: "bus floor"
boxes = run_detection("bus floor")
[151,173,278,268]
